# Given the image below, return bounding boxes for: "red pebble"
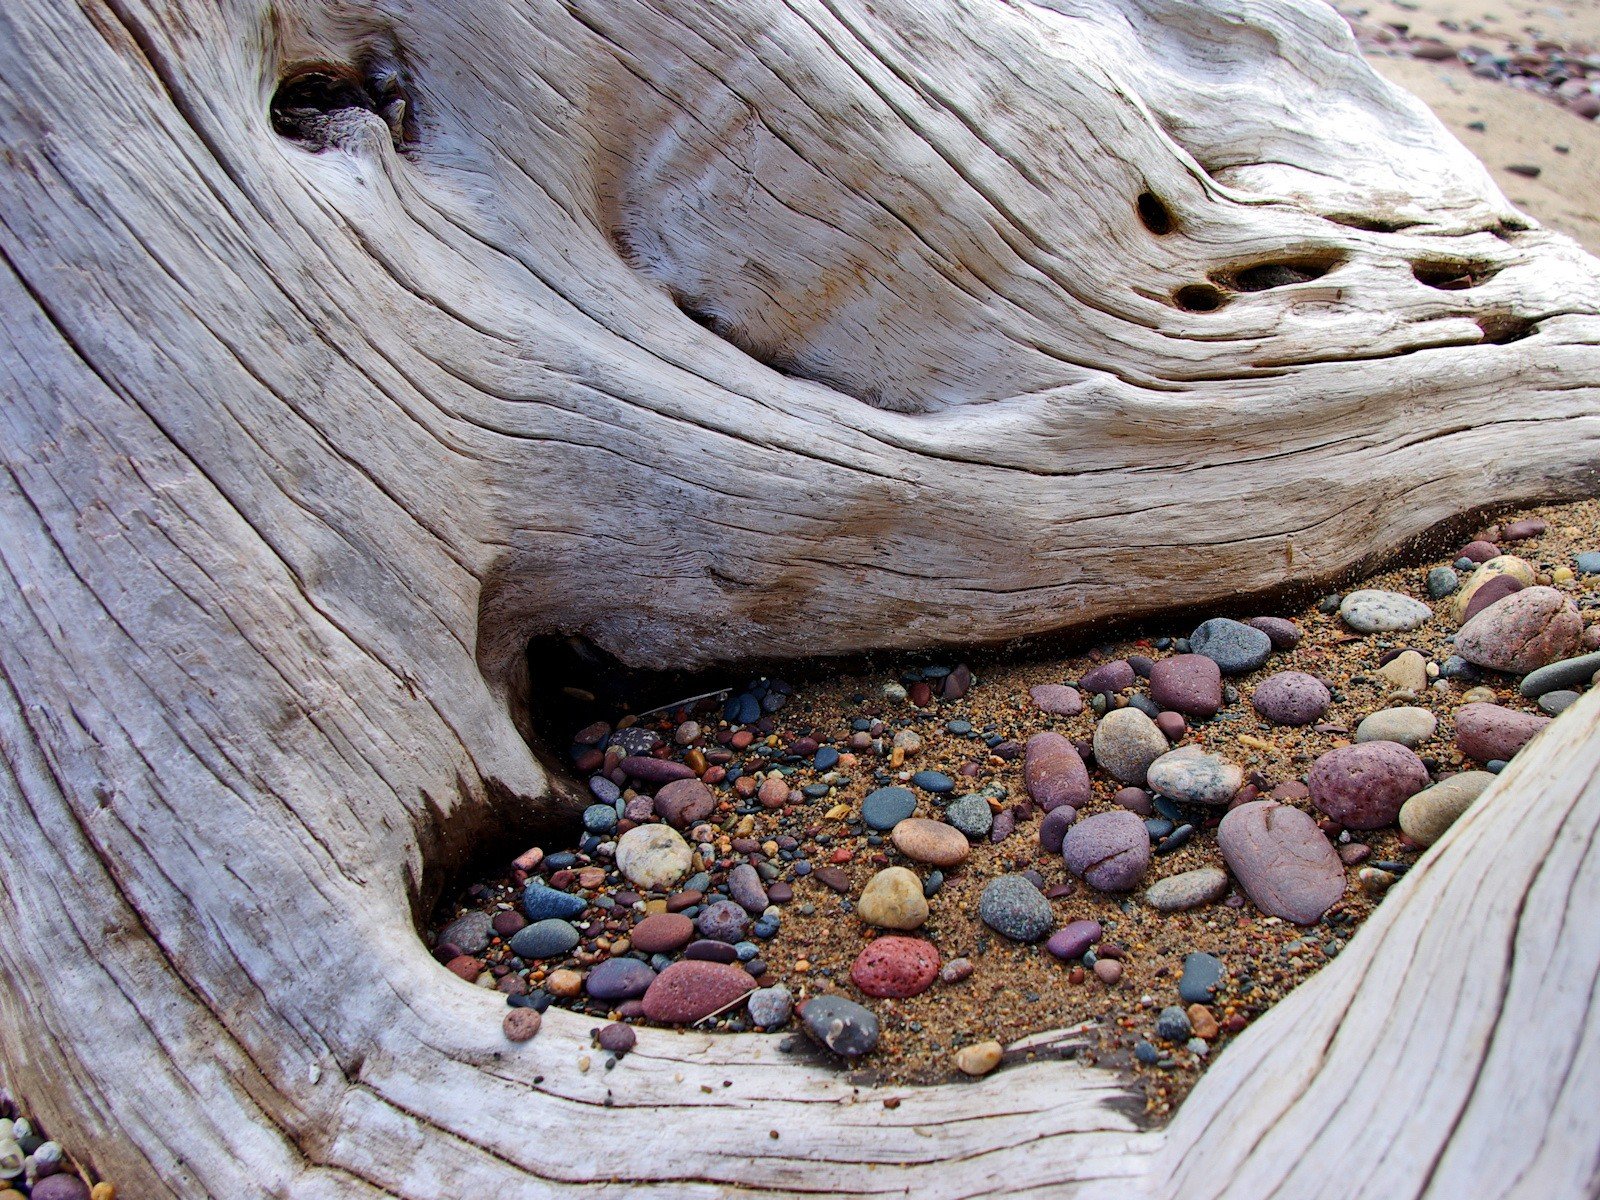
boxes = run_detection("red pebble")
[445,955,484,981]
[850,936,940,998]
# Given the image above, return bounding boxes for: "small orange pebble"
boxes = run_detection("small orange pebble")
[794,960,811,972]
[830,848,852,864]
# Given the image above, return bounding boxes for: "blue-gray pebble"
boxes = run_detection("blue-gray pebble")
[509,919,580,959]
[1189,618,1273,675]
[862,786,918,830]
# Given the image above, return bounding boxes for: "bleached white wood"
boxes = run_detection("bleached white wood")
[1,0,1599,1194]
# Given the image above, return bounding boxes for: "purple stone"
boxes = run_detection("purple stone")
[1046,919,1103,961]
[1080,660,1135,694]
[586,956,658,1001]
[695,900,751,943]
[1039,805,1077,853]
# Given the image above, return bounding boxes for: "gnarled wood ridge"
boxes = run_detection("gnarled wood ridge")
[2,0,1599,1193]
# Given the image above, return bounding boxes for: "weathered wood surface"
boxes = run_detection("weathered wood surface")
[2,0,1600,1193]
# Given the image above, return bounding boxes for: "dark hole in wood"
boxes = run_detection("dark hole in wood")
[1137,192,1175,235]
[272,62,411,150]
[1324,212,1420,233]
[1174,284,1226,312]
[1477,313,1537,344]
[1413,260,1497,290]
[1222,257,1339,292]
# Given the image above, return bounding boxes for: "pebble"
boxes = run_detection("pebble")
[654,777,715,827]
[508,919,580,960]
[948,794,995,839]
[438,911,493,955]
[1149,654,1224,718]
[1375,650,1428,694]
[1030,684,1083,715]
[621,756,696,784]
[586,956,657,1001]
[615,824,693,892]
[1061,810,1151,891]
[802,994,880,1056]
[1250,671,1331,725]
[911,769,955,794]
[1046,919,1102,960]
[728,863,769,913]
[521,884,587,923]
[1338,590,1433,634]
[1081,660,1135,693]
[1455,702,1551,762]
[1460,539,1500,562]
[1145,867,1229,912]
[630,912,695,953]
[1024,732,1092,812]
[890,817,970,867]
[1540,690,1581,715]
[597,1022,637,1054]
[1093,708,1170,786]
[1425,566,1459,598]
[1219,801,1346,924]
[1038,805,1076,852]
[748,984,794,1028]
[1576,551,1600,576]
[1188,1004,1220,1040]
[1460,573,1525,624]
[1155,1006,1192,1042]
[642,960,754,1023]
[582,803,618,834]
[1189,618,1274,674]
[978,875,1055,941]
[955,1041,1004,1076]
[503,1007,543,1041]
[1399,771,1497,846]
[1115,786,1155,816]
[1093,959,1123,985]
[1178,952,1225,1004]
[850,936,940,997]
[1354,706,1437,748]
[858,867,930,930]
[1453,555,1535,621]
[1146,746,1243,806]
[545,967,584,997]
[1519,651,1600,698]
[941,957,975,983]
[1501,518,1546,541]
[697,900,752,943]
[1307,742,1430,829]
[1456,587,1584,673]
[1245,616,1303,649]
[862,786,918,830]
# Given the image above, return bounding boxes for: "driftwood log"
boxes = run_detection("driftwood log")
[2,0,1600,1193]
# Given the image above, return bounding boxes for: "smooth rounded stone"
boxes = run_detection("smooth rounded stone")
[508,919,580,960]
[630,911,694,954]
[978,874,1054,941]
[955,1040,1004,1076]
[1519,651,1600,698]
[1456,586,1584,673]
[1189,618,1274,674]
[1354,706,1437,748]
[911,769,955,794]
[1024,732,1092,812]
[747,984,793,1028]
[621,756,696,784]
[608,727,660,756]
[1061,810,1150,892]
[1339,590,1433,634]
[858,867,930,930]
[653,777,715,827]
[589,775,621,803]
[1399,771,1497,846]
[615,824,693,892]
[597,1022,637,1055]
[1453,555,1536,621]
[891,817,971,867]
[1080,660,1135,694]
[502,1008,542,1042]
[948,794,995,839]
[1145,867,1229,913]
[1114,786,1155,816]
[1039,805,1076,853]
[1245,616,1303,650]
[1501,517,1546,541]
[1455,702,1552,762]
[1155,1005,1193,1042]
[861,786,918,830]
[1460,539,1500,563]
[1030,683,1083,716]
[1045,918,1102,960]
[623,796,655,823]
[1376,650,1428,694]
[728,863,769,914]
[1540,690,1581,715]
[1577,551,1600,576]
[1459,572,1525,624]
[1148,654,1223,718]
[1094,959,1123,986]
[1093,707,1170,786]
[492,910,527,938]
[1307,742,1430,829]
[1250,671,1331,725]
[586,956,657,1001]
[850,936,940,998]
[582,803,618,834]
[685,939,739,963]
[1425,566,1459,599]
[1219,801,1346,925]
[521,883,587,922]
[801,994,879,1056]
[1178,952,1226,1004]
[696,899,751,943]
[642,960,753,1024]
[438,911,493,956]
[1146,746,1243,806]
